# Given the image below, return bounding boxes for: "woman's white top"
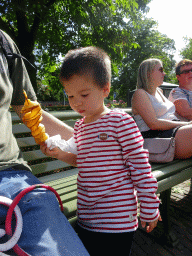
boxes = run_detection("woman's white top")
[134,88,177,132]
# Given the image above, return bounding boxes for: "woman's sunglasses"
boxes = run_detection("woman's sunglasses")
[159,67,164,73]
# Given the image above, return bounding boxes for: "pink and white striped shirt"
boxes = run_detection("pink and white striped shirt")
[74,110,160,233]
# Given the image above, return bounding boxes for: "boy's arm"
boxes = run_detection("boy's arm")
[118,115,160,230]
[40,143,77,166]
[126,148,160,227]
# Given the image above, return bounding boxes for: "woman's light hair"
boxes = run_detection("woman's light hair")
[136,58,162,92]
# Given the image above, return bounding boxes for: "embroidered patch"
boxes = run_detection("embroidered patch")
[98,133,108,141]
[129,214,134,222]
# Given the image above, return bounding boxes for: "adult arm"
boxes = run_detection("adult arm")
[174,99,192,121]
[168,87,192,120]
[12,105,74,140]
[5,29,73,140]
[132,89,189,130]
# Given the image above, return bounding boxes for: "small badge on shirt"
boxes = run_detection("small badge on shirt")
[98,133,108,141]
[129,214,134,222]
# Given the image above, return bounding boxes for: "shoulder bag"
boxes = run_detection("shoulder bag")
[143,137,175,163]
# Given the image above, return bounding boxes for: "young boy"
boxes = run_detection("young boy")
[41,46,161,256]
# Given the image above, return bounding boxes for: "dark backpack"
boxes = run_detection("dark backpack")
[0,30,35,77]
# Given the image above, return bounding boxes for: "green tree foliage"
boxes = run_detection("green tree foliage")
[168,37,192,85]
[0,0,176,103]
[111,16,176,101]
[0,0,146,94]
[180,37,192,60]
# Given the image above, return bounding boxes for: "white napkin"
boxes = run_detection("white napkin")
[45,135,77,154]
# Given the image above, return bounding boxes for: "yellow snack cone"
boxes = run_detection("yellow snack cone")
[21,90,40,113]
[26,116,43,128]
[23,107,42,121]
[35,133,49,144]
[21,90,48,144]
[31,124,45,137]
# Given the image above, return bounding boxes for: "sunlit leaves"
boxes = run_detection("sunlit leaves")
[180,37,192,61]
[111,16,176,101]
[1,0,166,101]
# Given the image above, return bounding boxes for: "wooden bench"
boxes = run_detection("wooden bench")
[11,109,192,246]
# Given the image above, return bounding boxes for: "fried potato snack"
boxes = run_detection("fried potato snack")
[21,90,48,144]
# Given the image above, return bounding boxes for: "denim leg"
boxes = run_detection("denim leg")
[0,169,89,256]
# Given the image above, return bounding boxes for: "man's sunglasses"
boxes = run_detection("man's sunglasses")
[179,69,192,75]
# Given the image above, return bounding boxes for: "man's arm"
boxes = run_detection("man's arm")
[174,99,192,121]
[41,110,74,140]
[12,105,74,140]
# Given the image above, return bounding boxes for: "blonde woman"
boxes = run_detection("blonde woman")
[132,58,192,159]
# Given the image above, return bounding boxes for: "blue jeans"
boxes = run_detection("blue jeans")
[0,168,89,256]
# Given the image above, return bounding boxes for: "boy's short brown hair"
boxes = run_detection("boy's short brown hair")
[60,46,111,88]
[176,59,192,75]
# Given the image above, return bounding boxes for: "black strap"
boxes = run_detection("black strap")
[0,31,36,76]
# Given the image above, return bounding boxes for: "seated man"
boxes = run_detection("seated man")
[168,59,192,120]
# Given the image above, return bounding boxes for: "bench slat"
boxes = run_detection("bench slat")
[23,149,49,161]
[57,184,77,197]
[11,110,81,123]
[48,179,77,191]
[157,167,192,193]
[39,169,79,183]
[13,120,76,136]
[68,216,77,227]
[17,137,35,147]
[63,199,77,219]
[12,124,30,134]
[152,159,192,181]
[46,174,77,187]
[60,191,77,204]
[31,160,71,175]
[11,109,132,123]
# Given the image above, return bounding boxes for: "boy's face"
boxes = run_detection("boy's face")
[62,74,110,122]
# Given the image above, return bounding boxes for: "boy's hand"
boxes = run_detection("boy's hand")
[141,215,162,233]
[40,143,61,159]
[40,142,77,166]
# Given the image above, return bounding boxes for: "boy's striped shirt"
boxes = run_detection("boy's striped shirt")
[74,110,160,233]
